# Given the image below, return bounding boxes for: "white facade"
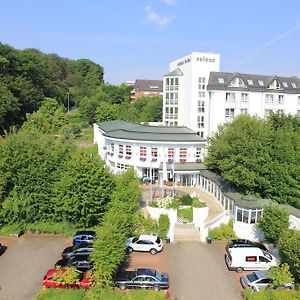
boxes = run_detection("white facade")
[163,52,300,138]
[163,52,220,138]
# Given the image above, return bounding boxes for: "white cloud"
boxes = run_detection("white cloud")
[163,0,176,5]
[238,22,300,65]
[145,5,174,28]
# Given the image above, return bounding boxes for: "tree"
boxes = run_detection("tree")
[268,263,294,289]
[258,205,289,243]
[158,214,170,239]
[279,229,300,282]
[52,151,114,227]
[95,102,119,122]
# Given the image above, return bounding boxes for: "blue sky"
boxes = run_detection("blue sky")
[1,0,300,84]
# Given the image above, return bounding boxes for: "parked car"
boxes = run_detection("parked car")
[225,247,277,273]
[115,268,169,291]
[240,271,294,291]
[226,239,268,252]
[62,243,94,259]
[73,231,96,245]
[55,255,93,272]
[43,268,93,289]
[126,235,163,255]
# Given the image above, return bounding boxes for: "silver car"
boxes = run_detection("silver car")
[240,271,294,291]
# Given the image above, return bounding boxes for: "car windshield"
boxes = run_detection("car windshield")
[155,237,161,244]
[132,237,138,243]
[155,270,163,281]
[246,273,259,283]
[263,251,272,261]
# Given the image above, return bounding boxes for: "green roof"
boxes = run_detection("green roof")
[97,120,205,142]
[159,162,207,172]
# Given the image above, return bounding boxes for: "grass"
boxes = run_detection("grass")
[75,127,93,142]
[36,289,85,300]
[243,288,300,300]
[177,207,193,222]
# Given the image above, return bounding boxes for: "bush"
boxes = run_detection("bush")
[85,287,166,300]
[208,220,237,240]
[25,222,78,235]
[177,207,193,223]
[133,213,158,236]
[36,289,85,300]
[179,194,193,206]
[243,288,300,300]
[158,214,170,239]
[0,223,24,236]
[192,197,207,208]
[259,205,289,243]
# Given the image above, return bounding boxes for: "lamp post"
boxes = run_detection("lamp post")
[67,93,70,112]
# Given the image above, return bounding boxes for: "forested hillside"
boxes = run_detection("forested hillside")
[0,42,104,132]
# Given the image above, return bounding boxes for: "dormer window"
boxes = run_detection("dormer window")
[291,82,297,88]
[282,82,288,88]
[258,80,264,87]
[218,78,224,84]
[229,77,245,88]
[247,79,253,86]
[268,80,282,90]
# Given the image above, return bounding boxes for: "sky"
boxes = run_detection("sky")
[1,0,300,84]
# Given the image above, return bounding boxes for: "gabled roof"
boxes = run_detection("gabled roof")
[97,120,205,142]
[208,72,300,93]
[164,68,184,77]
[134,79,163,92]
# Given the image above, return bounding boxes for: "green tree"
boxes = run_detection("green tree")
[52,151,114,227]
[95,102,119,122]
[268,263,294,289]
[158,214,170,239]
[259,205,289,243]
[279,229,300,282]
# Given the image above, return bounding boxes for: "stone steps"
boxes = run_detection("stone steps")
[174,223,200,241]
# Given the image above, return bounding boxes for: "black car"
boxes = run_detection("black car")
[73,231,96,246]
[226,239,268,252]
[62,243,94,259]
[115,268,169,291]
[55,255,93,272]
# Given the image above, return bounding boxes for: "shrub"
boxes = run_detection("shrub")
[158,214,170,239]
[192,197,207,208]
[25,222,78,235]
[179,194,193,206]
[279,229,300,282]
[133,213,158,236]
[259,205,289,243]
[243,288,300,300]
[267,263,294,289]
[208,220,237,240]
[177,207,193,222]
[156,196,174,208]
[0,223,25,236]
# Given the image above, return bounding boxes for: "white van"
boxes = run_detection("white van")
[225,247,277,273]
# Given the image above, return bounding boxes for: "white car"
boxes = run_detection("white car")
[125,235,163,255]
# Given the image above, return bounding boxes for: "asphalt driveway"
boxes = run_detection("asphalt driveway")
[0,234,70,300]
[169,241,243,300]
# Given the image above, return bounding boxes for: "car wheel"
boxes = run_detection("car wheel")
[150,248,157,255]
[153,285,160,291]
[126,247,133,254]
[119,283,127,290]
[236,267,244,273]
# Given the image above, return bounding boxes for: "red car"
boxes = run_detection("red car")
[43,268,93,289]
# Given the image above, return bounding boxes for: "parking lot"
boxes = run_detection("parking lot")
[0,235,244,300]
[0,234,71,300]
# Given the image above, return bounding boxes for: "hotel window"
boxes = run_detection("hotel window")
[218,78,224,84]
[277,109,284,114]
[297,110,300,116]
[229,77,245,88]
[225,92,235,101]
[258,80,264,86]
[111,143,114,152]
[269,80,281,90]
[247,79,253,86]
[199,91,205,98]
[196,148,201,158]
[151,147,158,157]
[298,96,300,106]
[241,108,248,114]
[166,93,169,100]
[265,94,274,104]
[126,145,132,156]
[278,95,284,104]
[198,77,205,90]
[291,82,297,88]
[140,147,147,157]
[170,78,174,85]
[264,109,272,117]
[225,108,235,118]
[282,82,288,88]
[241,93,248,102]
[166,78,169,85]
[179,148,187,158]
[198,100,205,113]
[175,78,179,85]
[197,116,204,128]
[119,145,123,154]
[168,148,174,158]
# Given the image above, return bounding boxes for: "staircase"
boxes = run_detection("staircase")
[174,223,200,241]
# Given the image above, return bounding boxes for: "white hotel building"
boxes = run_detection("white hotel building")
[93,52,300,235]
[163,52,300,138]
